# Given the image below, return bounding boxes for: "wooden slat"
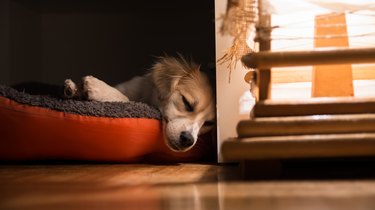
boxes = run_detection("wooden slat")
[237,114,375,138]
[252,97,375,117]
[241,47,375,69]
[222,133,375,161]
[258,69,271,100]
[257,12,272,100]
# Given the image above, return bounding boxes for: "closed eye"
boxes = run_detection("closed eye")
[182,95,194,112]
[203,121,215,127]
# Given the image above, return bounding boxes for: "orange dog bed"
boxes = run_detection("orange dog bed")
[0,84,212,162]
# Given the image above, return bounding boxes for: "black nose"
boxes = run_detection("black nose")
[179,131,194,148]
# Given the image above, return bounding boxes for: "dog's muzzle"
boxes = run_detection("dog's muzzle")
[179,131,194,148]
[167,131,195,152]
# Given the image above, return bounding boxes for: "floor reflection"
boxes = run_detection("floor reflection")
[159,181,375,210]
[1,164,375,210]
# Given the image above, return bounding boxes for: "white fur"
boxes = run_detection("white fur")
[64,56,215,152]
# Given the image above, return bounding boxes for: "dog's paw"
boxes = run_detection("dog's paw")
[82,75,129,102]
[64,79,78,98]
[82,76,107,101]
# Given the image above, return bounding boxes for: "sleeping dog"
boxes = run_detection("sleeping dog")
[64,56,215,152]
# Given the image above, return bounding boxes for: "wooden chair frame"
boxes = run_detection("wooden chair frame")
[221,3,375,178]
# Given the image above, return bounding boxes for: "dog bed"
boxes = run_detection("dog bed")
[0,83,212,162]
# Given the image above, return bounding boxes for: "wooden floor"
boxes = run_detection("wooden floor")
[1,163,375,210]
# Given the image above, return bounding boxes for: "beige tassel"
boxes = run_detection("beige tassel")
[218,0,258,81]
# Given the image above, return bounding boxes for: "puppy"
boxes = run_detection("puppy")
[64,56,215,152]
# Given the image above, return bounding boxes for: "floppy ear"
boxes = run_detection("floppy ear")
[151,56,200,100]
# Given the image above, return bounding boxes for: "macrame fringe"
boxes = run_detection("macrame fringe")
[218,0,258,81]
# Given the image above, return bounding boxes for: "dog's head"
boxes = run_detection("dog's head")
[151,56,215,152]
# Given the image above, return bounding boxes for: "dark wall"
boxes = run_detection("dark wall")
[0,0,10,85]
[0,0,215,85]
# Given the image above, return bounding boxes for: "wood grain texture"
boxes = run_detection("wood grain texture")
[1,163,375,210]
[252,97,375,117]
[223,133,375,160]
[256,3,271,101]
[241,47,375,69]
[238,114,375,137]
